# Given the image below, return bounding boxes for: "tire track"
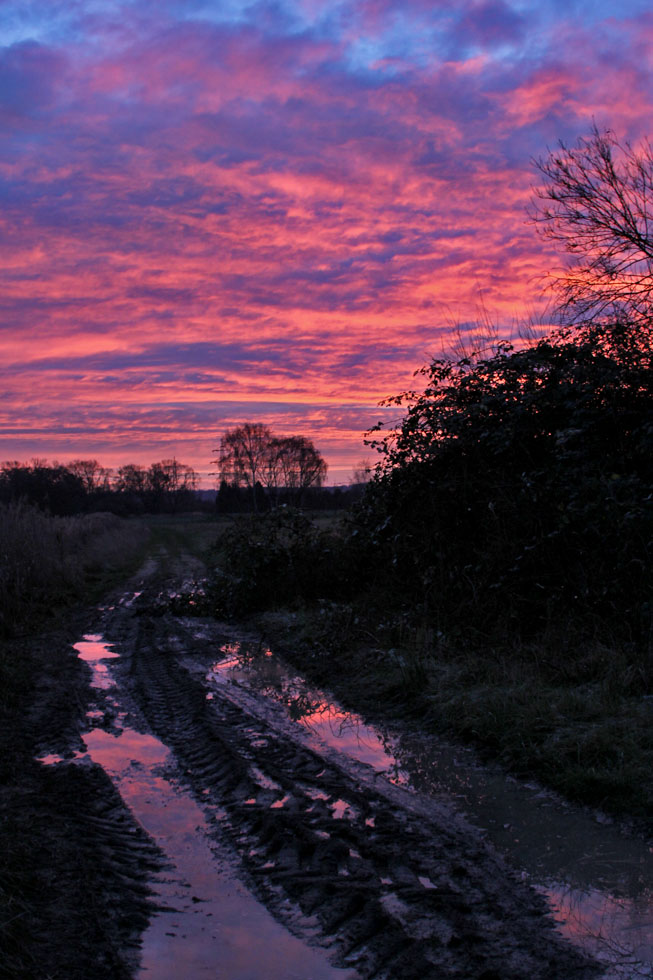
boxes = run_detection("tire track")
[127,608,599,980]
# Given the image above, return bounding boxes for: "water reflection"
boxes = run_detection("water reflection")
[74,634,120,690]
[547,884,653,977]
[209,642,403,776]
[208,639,653,977]
[68,632,357,980]
[85,726,353,980]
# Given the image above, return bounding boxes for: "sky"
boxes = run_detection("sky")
[1,0,652,485]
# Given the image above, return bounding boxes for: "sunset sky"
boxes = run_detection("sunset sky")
[2,0,652,484]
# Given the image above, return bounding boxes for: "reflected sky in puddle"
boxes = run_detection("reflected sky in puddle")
[209,640,653,978]
[209,642,399,777]
[58,632,356,980]
[85,726,353,980]
[74,634,120,690]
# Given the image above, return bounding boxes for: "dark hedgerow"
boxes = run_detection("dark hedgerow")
[355,320,653,654]
[209,319,652,674]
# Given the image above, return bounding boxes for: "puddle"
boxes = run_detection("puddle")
[74,634,120,690]
[35,752,67,766]
[68,634,357,980]
[208,640,653,978]
[208,642,400,775]
[330,799,356,820]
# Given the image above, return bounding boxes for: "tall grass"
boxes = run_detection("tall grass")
[0,502,149,635]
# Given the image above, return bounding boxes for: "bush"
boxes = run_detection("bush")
[210,508,357,616]
[355,321,653,651]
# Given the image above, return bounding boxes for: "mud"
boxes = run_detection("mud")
[2,552,604,978]
[0,628,163,980]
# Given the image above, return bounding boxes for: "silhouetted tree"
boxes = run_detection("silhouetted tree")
[351,459,373,485]
[115,463,147,495]
[215,424,274,513]
[272,436,327,505]
[215,425,327,510]
[0,461,86,515]
[533,124,653,334]
[145,458,197,512]
[67,459,112,494]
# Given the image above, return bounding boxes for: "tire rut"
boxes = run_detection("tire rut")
[128,608,599,980]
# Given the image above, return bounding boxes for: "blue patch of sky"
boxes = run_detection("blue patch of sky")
[0,0,113,46]
[512,0,652,25]
[1,0,650,66]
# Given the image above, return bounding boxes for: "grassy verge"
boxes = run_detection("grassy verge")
[0,504,158,978]
[140,511,229,567]
[0,503,157,745]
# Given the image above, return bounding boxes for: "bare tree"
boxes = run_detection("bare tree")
[145,458,197,512]
[274,436,327,503]
[158,458,197,493]
[67,458,112,493]
[214,425,327,510]
[215,423,274,512]
[115,463,147,494]
[351,459,373,485]
[532,124,653,328]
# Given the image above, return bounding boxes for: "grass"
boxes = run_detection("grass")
[0,502,153,638]
[422,641,653,816]
[206,507,653,823]
[141,511,228,566]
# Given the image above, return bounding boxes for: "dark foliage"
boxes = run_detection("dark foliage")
[210,319,652,661]
[356,321,652,647]
[0,462,87,516]
[0,458,199,515]
[210,508,361,616]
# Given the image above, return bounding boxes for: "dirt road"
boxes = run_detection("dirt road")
[3,550,600,979]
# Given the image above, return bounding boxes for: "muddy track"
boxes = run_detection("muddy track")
[0,626,165,980]
[120,590,599,980]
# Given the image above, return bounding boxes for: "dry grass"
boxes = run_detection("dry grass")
[0,502,149,636]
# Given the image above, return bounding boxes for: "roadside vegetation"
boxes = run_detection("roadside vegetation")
[0,505,158,980]
[0,503,153,759]
[208,127,653,822]
[0,503,151,639]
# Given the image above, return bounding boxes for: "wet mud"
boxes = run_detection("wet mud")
[202,637,653,978]
[2,553,622,978]
[0,628,163,980]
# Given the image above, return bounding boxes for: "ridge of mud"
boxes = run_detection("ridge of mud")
[124,601,600,980]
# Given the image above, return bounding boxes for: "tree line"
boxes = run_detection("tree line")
[1,428,339,516]
[0,458,198,515]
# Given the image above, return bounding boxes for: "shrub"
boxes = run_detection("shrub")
[356,322,653,652]
[210,507,357,616]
